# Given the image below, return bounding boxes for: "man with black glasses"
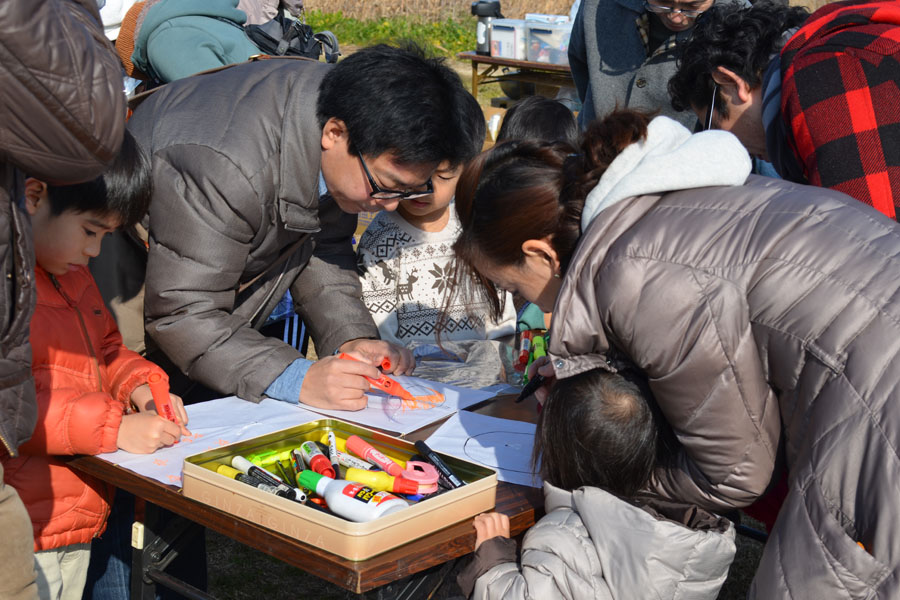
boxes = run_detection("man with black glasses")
[109,44,482,410]
[568,0,737,129]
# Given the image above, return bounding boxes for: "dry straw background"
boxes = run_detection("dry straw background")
[304,0,834,22]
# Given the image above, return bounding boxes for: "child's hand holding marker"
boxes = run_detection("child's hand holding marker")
[130,374,190,437]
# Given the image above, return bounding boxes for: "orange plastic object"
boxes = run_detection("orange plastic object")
[147,372,177,423]
[338,354,413,402]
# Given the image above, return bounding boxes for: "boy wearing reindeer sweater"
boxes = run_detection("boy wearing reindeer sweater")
[356,102,515,346]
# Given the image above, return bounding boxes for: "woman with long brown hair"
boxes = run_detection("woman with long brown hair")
[452,110,900,599]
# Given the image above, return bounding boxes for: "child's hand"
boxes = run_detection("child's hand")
[338,339,415,375]
[117,412,183,454]
[473,512,510,551]
[130,384,190,436]
[526,355,555,407]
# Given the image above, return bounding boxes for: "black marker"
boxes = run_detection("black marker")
[515,373,546,403]
[414,440,464,489]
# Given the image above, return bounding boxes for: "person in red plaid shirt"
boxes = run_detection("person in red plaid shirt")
[669,0,900,222]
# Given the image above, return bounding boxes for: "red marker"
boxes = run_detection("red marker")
[338,353,413,402]
[147,372,177,423]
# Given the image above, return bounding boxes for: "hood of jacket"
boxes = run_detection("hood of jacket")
[545,483,736,597]
[133,0,249,72]
[581,116,751,230]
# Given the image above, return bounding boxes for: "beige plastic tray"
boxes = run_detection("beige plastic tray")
[182,418,497,560]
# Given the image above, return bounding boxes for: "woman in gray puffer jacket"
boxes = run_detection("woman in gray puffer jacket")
[451,110,900,599]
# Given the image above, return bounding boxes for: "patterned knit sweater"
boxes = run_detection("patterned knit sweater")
[356,207,516,347]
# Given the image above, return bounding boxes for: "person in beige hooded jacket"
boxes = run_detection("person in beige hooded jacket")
[450,110,900,598]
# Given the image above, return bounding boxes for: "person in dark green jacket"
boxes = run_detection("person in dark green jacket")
[131,0,261,83]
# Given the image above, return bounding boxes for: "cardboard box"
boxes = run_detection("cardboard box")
[526,22,573,65]
[182,418,497,561]
[490,18,526,60]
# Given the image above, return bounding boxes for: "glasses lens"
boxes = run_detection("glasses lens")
[645,2,671,12]
[370,191,402,200]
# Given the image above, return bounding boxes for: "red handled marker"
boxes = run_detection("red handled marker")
[147,372,178,423]
[338,353,413,402]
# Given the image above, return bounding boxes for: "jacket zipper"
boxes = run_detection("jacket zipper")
[50,275,103,392]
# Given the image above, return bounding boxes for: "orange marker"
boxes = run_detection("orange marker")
[147,372,178,423]
[338,353,413,402]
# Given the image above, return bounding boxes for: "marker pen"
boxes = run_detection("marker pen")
[326,432,341,477]
[232,455,305,502]
[344,468,420,494]
[321,433,407,469]
[273,460,294,485]
[338,353,414,402]
[289,449,304,477]
[516,330,534,372]
[247,448,293,467]
[147,372,177,423]
[346,435,403,477]
[335,450,380,471]
[216,464,267,488]
[297,441,336,479]
[257,483,308,503]
[413,440,464,489]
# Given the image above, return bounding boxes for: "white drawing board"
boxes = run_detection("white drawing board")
[426,411,541,488]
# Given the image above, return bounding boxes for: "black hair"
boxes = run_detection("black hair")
[496,95,579,147]
[316,43,478,167]
[669,1,809,119]
[449,110,650,321]
[455,85,487,165]
[533,368,661,497]
[44,130,150,227]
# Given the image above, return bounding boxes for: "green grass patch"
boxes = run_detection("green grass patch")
[305,11,475,57]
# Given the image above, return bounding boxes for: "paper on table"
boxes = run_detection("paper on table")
[95,396,318,488]
[426,411,542,488]
[303,375,497,435]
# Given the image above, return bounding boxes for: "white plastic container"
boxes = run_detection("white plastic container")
[298,470,407,523]
[490,18,527,60]
[526,22,573,65]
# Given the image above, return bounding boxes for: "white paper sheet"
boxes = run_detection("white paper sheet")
[303,375,497,435]
[426,411,542,488]
[95,397,319,488]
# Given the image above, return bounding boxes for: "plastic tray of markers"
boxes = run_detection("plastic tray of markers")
[182,418,497,561]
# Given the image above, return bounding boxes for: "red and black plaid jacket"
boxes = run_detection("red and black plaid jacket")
[781,0,900,221]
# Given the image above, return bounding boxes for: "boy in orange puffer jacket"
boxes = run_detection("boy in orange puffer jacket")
[1,130,189,600]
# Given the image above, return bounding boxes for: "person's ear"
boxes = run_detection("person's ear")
[23,178,47,217]
[321,117,348,152]
[521,238,560,275]
[712,66,755,105]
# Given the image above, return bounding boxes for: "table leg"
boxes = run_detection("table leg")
[131,503,211,600]
[354,557,462,600]
[471,62,479,101]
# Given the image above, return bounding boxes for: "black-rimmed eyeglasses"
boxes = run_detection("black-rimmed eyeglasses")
[703,82,718,131]
[357,150,434,200]
[644,1,707,18]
